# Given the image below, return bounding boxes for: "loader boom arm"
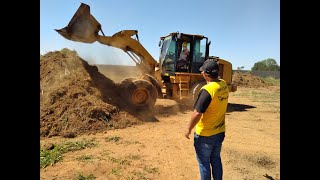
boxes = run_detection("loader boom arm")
[55,3,158,75]
[96,30,157,75]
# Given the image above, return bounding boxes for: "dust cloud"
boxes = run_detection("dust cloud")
[68,43,135,66]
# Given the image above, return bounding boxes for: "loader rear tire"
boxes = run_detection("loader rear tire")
[191,81,207,102]
[121,79,157,111]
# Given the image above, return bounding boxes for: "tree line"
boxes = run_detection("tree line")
[237,58,280,71]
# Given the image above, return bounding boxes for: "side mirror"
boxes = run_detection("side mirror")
[159,40,162,47]
[208,40,211,46]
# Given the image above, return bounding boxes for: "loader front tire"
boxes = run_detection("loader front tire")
[121,79,157,111]
[119,77,137,89]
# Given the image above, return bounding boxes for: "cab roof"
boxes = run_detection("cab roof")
[160,32,207,40]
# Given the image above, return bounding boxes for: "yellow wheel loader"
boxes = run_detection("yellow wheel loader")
[55,3,237,110]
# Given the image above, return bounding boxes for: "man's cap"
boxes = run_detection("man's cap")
[199,59,219,74]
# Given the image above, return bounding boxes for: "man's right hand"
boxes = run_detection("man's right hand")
[185,129,191,139]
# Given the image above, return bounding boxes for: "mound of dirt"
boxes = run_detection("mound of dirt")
[232,71,271,88]
[40,48,141,138]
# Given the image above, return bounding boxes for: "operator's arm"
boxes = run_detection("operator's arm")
[184,89,212,139]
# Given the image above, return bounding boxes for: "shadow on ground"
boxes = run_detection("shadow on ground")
[263,173,279,180]
[227,103,256,113]
[153,101,256,116]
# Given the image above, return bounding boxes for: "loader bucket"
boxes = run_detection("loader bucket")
[55,3,102,43]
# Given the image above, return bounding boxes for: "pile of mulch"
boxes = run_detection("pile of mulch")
[232,71,272,88]
[40,48,141,138]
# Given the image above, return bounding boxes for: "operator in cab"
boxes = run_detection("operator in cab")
[176,42,189,72]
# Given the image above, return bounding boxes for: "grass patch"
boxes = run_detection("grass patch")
[132,171,147,180]
[232,92,249,97]
[100,150,112,157]
[108,156,131,166]
[105,136,121,143]
[76,155,94,162]
[77,173,96,180]
[261,77,280,86]
[109,167,122,177]
[233,89,279,104]
[126,155,141,160]
[105,136,144,146]
[256,156,276,168]
[40,138,97,168]
[144,166,159,174]
[250,90,279,103]
[123,140,143,145]
[60,138,97,153]
[246,154,276,169]
[40,145,63,168]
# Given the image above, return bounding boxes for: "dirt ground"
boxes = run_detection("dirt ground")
[40,49,280,180]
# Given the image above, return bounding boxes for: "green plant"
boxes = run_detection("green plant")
[144,166,159,174]
[109,168,122,177]
[105,136,121,142]
[250,90,280,103]
[77,173,96,180]
[40,145,63,168]
[261,77,280,86]
[60,138,97,153]
[76,155,94,162]
[125,176,134,180]
[40,139,98,168]
[123,140,142,145]
[133,171,147,180]
[108,156,131,166]
[126,155,141,160]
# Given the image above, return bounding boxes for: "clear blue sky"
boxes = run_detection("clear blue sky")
[40,0,280,70]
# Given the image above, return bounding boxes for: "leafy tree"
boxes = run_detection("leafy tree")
[251,58,280,71]
[237,66,245,70]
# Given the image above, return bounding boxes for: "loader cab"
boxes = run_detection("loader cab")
[159,32,210,76]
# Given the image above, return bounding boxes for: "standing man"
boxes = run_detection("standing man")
[185,59,229,180]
